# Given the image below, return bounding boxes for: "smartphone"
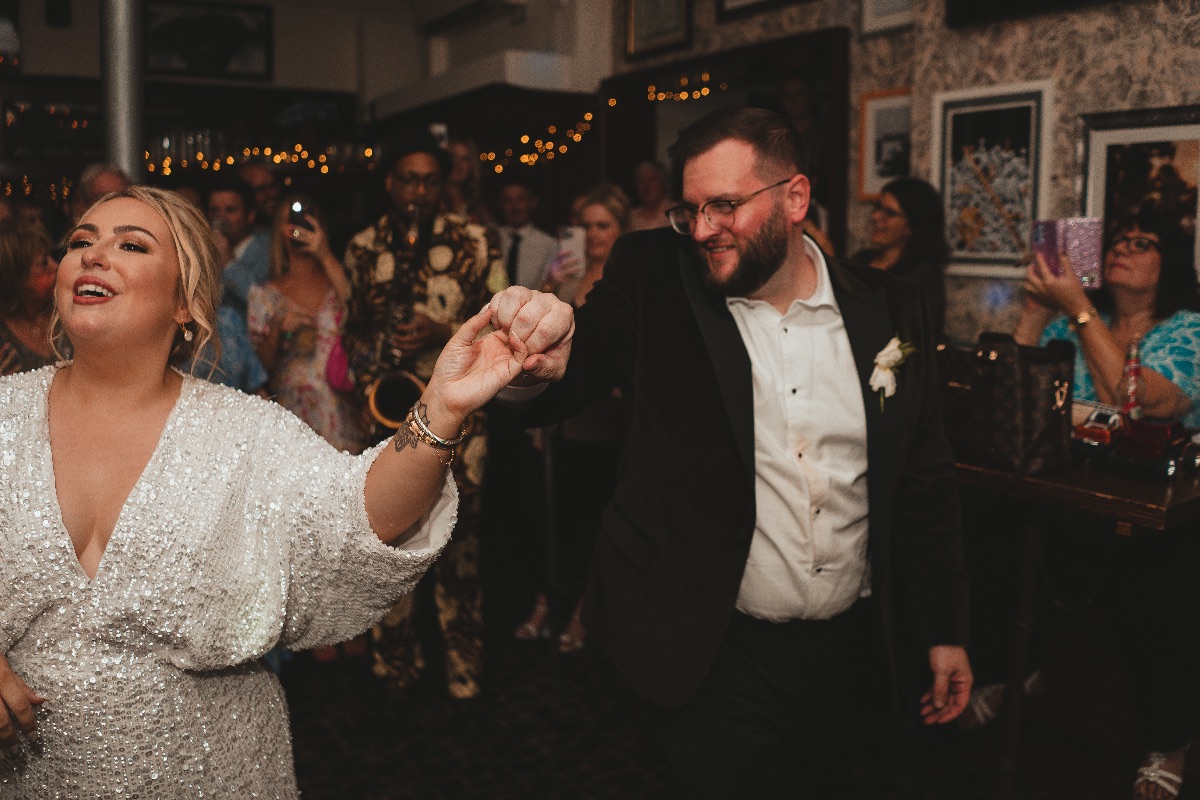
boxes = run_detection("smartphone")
[288,200,315,231]
[1030,217,1103,289]
[557,225,586,270]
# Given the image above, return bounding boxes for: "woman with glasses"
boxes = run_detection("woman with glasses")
[1014,207,1200,800]
[1015,208,1200,425]
[850,177,948,333]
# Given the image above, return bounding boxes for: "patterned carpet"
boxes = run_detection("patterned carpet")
[283,640,668,799]
[280,606,1197,800]
[280,539,1198,800]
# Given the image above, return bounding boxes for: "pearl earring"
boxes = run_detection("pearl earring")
[180,323,194,342]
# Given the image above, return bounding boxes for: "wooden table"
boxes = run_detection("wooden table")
[955,461,1200,800]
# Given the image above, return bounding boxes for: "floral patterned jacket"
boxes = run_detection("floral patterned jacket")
[341,211,506,390]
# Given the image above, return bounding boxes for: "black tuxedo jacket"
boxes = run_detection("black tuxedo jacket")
[518,227,969,709]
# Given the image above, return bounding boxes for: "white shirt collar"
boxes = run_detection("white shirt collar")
[726,235,837,312]
[799,236,836,310]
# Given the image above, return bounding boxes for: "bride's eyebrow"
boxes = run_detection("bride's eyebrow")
[68,223,159,243]
[113,225,159,242]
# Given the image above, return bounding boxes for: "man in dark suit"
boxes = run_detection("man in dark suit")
[488,106,972,796]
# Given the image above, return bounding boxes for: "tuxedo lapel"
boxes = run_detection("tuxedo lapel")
[828,257,902,517]
[677,251,755,482]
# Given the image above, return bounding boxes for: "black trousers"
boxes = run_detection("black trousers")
[1113,527,1200,752]
[655,601,884,799]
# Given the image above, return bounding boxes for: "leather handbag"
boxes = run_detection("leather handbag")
[939,333,1075,475]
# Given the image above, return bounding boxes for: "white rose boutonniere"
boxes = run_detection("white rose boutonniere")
[869,336,917,411]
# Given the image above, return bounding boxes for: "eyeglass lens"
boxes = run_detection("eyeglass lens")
[1111,235,1157,253]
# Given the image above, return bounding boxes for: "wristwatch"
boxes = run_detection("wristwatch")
[1068,308,1094,332]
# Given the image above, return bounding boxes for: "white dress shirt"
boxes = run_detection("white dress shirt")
[725,239,871,622]
[498,223,558,289]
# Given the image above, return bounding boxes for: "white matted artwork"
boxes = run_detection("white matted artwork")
[859,88,911,200]
[862,0,914,35]
[1081,106,1200,277]
[931,80,1054,278]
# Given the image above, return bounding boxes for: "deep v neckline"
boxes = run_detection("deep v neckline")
[43,367,191,583]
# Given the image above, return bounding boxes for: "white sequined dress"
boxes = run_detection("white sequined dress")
[0,366,456,798]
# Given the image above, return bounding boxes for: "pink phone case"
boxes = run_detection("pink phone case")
[1030,218,1103,289]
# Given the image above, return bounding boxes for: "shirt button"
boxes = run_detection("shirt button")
[814,508,821,515]
[791,388,797,395]
[815,567,824,573]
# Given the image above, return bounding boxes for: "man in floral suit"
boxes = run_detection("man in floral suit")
[342,132,505,700]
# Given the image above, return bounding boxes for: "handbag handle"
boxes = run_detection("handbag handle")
[999,377,1071,495]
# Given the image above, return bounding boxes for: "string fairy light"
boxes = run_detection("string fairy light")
[482,111,596,171]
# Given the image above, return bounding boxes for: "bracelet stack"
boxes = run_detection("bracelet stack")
[395,402,467,466]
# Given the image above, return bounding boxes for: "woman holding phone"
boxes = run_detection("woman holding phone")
[247,195,364,454]
[1015,208,1200,425]
[517,184,629,653]
[1014,207,1200,800]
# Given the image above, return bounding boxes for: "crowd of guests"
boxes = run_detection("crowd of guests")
[1,105,1198,799]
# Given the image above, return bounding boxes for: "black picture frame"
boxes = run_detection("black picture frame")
[145,1,273,81]
[626,0,692,59]
[716,0,808,23]
[946,0,1114,28]
[931,81,1053,272]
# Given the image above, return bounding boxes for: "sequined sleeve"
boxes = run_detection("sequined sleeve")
[198,383,456,654]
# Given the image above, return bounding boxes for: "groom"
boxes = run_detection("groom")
[490,106,972,796]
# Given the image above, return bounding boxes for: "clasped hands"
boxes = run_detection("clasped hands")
[422,287,574,423]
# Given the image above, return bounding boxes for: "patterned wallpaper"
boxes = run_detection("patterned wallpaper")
[611,0,1200,342]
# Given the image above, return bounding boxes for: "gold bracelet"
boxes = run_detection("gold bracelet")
[393,403,467,466]
[411,402,467,448]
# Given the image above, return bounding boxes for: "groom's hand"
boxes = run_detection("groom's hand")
[488,287,574,382]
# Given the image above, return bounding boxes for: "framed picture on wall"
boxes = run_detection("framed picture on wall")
[717,0,810,22]
[146,1,272,80]
[931,80,1053,274]
[1081,105,1200,274]
[626,0,692,59]
[946,0,1114,28]
[859,88,911,200]
[862,0,914,35]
